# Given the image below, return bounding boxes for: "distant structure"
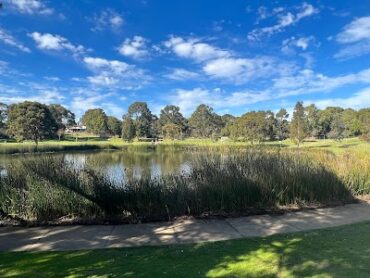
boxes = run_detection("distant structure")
[65,125,87,133]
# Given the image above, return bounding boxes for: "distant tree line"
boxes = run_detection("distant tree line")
[0,101,369,145]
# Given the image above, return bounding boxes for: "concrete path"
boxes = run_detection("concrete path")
[1,202,370,252]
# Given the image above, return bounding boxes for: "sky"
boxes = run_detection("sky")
[1,0,370,119]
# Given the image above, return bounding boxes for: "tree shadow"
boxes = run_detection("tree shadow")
[1,220,370,277]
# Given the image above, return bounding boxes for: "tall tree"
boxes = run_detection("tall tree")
[122,115,135,141]
[305,104,320,138]
[318,107,344,139]
[341,108,360,137]
[275,108,290,141]
[127,102,153,138]
[81,108,108,136]
[188,104,223,138]
[159,105,188,133]
[48,104,76,129]
[7,101,57,145]
[358,108,370,140]
[327,113,345,140]
[0,103,8,138]
[220,114,236,136]
[290,101,308,146]
[107,116,122,136]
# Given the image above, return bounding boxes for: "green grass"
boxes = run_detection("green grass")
[0,137,368,155]
[1,221,370,277]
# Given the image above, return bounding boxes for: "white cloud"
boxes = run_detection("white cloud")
[273,68,370,97]
[0,89,64,104]
[168,88,270,115]
[281,36,315,54]
[165,68,200,81]
[118,36,149,59]
[336,16,370,43]
[305,87,370,110]
[203,56,293,84]
[0,28,30,52]
[83,56,149,89]
[164,36,292,84]
[164,36,230,62]
[6,0,53,15]
[248,2,318,40]
[44,76,60,81]
[90,9,124,32]
[335,16,370,59]
[29,32,87,56]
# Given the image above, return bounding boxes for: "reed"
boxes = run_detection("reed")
[1,148,368,224]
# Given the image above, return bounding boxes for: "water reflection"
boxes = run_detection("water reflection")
[0,149,195,183]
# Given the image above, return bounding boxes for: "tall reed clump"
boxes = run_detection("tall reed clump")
[1,149,363,224]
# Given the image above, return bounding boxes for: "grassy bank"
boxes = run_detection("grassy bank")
[2,148,369,224]
[0,137,368,155]
[2,221,370,277]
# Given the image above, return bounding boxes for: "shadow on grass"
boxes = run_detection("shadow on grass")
[1,222,370,277]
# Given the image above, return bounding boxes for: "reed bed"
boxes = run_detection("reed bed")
[1,148,368,225]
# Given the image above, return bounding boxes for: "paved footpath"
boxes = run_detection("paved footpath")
[1,201,370,252]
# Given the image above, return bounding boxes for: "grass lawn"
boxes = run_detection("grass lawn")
[1,222,370,277]
[0,136,369,155]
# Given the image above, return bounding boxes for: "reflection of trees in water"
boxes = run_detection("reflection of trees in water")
[82,149,194,181]
[1,148,197,183]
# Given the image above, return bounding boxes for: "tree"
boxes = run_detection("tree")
[305,104,320,138]
[327,113,345,140]
[221,114,236,136]
[162,123,181,140]
[230,111,273,143]
[127,102,153,138]
[48,104,76,129]
[122,115,135,141]
[150,115,162,138]
[275,108,289,141]
[107,116,122,136]
[159,105,188,133]
[318,107,344,139]
[290,101,308,146]
[7,101,57,145]
[358,108,370,140]
[341,108,360,137]
[0,103,8,138]
[81,108,108,136]
[188,104,223,138]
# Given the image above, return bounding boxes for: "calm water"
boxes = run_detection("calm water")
[0,149,196,182]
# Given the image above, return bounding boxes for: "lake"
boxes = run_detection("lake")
[0,148,195,183]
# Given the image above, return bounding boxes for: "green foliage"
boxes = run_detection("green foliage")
[48,104,76,129]
[358,108,370,139]
[162,123,182,139]
[290,101,309,146]
[106,116,122,136]
[127,102,153,138]
[318,107,344,139]
[188,104,223,138]
[159,105,188,133]
[276,108,289,140]
[122,115,135,141]
[230,111,275,143]
[305,104,320,138]
[81,108,108,136]
[7,101,57,145]
[0,103,8,138]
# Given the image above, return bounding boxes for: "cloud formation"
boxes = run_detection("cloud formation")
[0,28,30,52]
[248,3,318,40]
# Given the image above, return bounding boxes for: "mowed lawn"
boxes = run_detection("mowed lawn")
[2,222,370,277]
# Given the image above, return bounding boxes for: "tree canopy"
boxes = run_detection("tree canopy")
[81,108,108,136]
[7,101,57,145]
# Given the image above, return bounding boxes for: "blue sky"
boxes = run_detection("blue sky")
[1,0,370,119]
